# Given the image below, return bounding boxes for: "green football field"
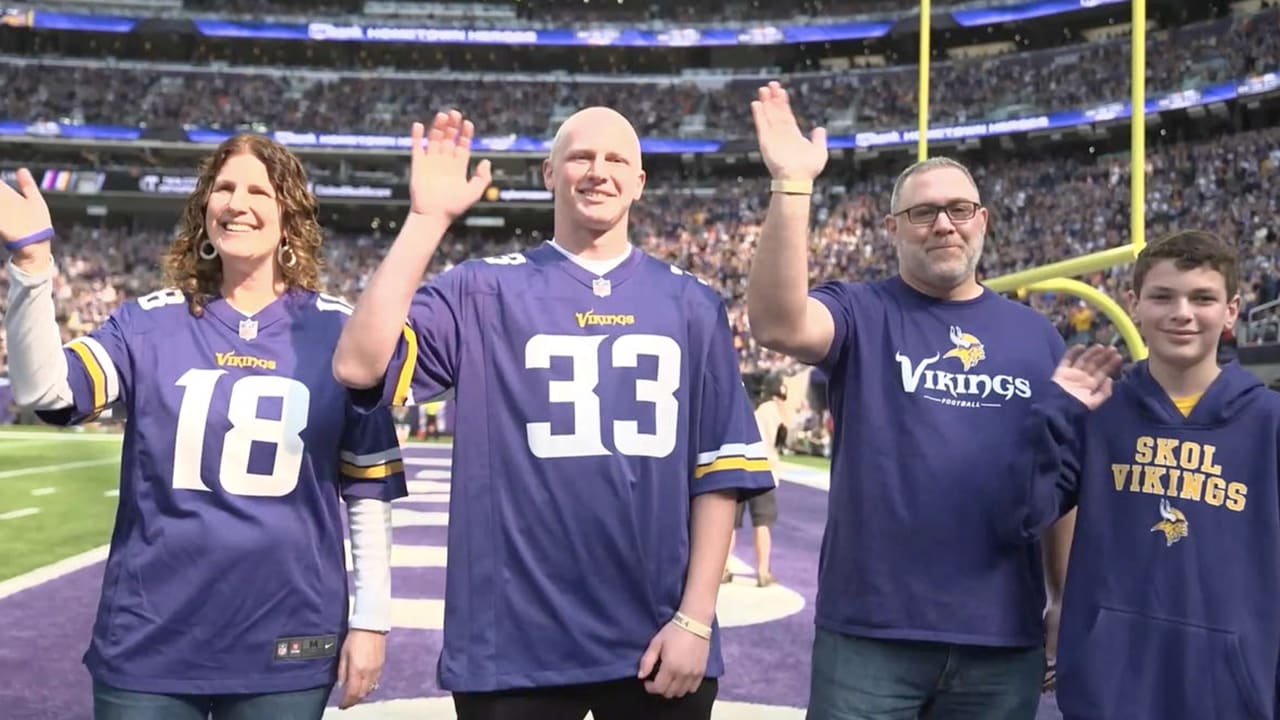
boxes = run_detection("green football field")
[783,453,833,471]
[0,427,122,581]
[0,427,831,584]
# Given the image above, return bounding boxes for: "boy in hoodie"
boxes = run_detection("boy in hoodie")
[1006,229,1280,720]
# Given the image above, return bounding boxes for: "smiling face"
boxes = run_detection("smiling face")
[161,134,325,304]
[1128,231,1241,372]
[884,163,988,297]
[203,151,283,265]
[543,107,646,239]
[1130,260,1239,369]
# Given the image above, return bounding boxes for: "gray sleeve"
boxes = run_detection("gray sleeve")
[4,260,75,410]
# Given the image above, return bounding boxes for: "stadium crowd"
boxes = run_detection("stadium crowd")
[5,7,1277,138]
[2,124,1277,382]
[2,0,1278,448]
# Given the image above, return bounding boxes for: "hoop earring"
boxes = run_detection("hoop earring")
[198,239,218,260]
[277,239,298,269]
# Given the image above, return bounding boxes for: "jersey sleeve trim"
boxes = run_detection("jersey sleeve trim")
[340,448,405,481]
[317,293,354,314]
[391,324,417,406]
[67,336,120,411]
[694,441,772,480]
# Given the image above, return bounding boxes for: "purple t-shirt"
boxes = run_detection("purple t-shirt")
[810,276,1064,647]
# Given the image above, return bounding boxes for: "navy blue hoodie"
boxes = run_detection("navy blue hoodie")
[1007,361,1280,720]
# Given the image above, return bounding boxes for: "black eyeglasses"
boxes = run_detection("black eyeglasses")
[893,201,982,226]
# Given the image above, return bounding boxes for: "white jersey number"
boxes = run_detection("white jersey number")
[137,288,185,311]
[525,334,681,459]
[172,369,310,497]
[482,252,527,266]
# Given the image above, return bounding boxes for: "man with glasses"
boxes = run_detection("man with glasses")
[745,82,1070,719]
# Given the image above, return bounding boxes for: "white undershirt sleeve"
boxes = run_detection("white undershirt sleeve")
[347,496,393,632]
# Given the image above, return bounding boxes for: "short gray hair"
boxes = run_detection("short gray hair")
[889,156,980,214]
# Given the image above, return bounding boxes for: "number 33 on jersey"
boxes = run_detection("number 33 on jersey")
[359,242,776,693]
[369,243,772,480]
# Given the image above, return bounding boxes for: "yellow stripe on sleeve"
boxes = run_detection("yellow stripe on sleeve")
[340,460,405,480]
[391,324,417,407]
[693,456,773,480]
[67,341,107,411]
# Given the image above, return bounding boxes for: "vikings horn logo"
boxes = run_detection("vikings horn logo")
[942,326,986,371]
[1151,498,1189,547]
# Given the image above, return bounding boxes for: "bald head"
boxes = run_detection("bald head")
[543,105,647,246]
[550,107,642,167]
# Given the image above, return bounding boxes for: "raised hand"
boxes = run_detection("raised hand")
[751,81,828,182]
[0,168,55,265]
[1053,344,1123,410]
[408,111,493,224]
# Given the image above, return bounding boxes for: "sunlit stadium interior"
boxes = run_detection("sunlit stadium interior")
[0,0,1277,717]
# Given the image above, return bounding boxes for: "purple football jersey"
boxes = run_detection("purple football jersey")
[364,242,775,692]
[40,288,408,695]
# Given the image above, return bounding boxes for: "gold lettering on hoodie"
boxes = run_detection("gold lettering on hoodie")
[1112,438,1246,512]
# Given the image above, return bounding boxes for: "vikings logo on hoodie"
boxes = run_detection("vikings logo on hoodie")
[1007,361,1280,720]
[1151,498,1189,547]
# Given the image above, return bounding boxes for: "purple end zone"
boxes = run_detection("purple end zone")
[0,444,1062,719]
[0,562,102,719]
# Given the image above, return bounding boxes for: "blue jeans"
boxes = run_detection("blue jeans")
[807,629,1044,720]
[93,679,334,720]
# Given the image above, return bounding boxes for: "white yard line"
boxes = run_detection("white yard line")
[0,439,64,451]
[0,458,118,479]
[0,430,122,442]
[30,487,57,496]
[0,544,110,600]
[403,457,452,467]
[0,508,40,521]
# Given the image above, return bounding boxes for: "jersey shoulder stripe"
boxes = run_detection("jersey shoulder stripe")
[694,441,770,480]
[65,336,120,411]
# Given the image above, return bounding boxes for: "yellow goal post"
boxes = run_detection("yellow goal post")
[914,0,1149,359]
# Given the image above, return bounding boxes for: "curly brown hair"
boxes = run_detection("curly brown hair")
[161,134,324,316]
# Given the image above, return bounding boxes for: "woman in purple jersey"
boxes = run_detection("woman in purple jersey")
[0,135,406,719]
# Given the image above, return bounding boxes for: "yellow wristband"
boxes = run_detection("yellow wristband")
[670,612,713,641]
[770,179,813,195]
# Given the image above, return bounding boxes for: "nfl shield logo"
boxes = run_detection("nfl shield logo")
[592,277,612,298]
[238,318,258,341]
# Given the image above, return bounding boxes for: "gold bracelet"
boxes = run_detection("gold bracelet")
[770,179,814,195]
[670,611,713,641]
